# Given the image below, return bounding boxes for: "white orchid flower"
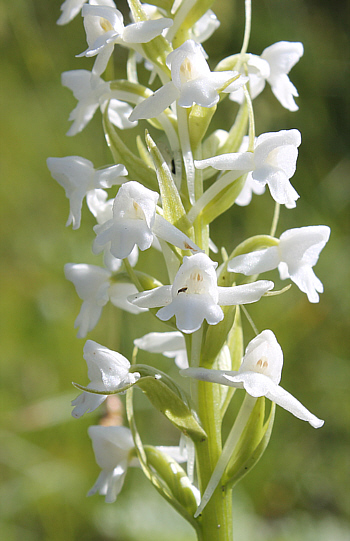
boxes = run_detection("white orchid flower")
[72,341,140,418]
[88,425,191,503]
[129,253,274,334]
[78,4,173,76]
[182,330,324,428]
[134,331,188,369]
[92,181,202,260]
[195,129,301,208]
[65,258,145,338]
[130,40,248,121]
[229,41,304,111]
[87,425,139,503]
[228,226,330,303]
[47,155,128,229]
[61,69,137,136]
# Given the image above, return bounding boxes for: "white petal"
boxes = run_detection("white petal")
[71,391,106,417]
[94,163,128,189]
[255,166,299,208]
[279,226,330,268]
[265,382,324,428]
[286,265,323,303]
[129,82,179,121]
[88,425,134,468]
[109,282,147,314]
[64,263,110,301]
[228,247,280,275]
[225,371,323,428]
[57,0,87,25]
[217,280,274,305]
[122,18,173,43]
[129,285,172,309]
[195,152,254,171]
[262,41,304,77]
[153,214,202,253]
[157,294,223,333]
[74,300,103,338]
[134,331,185,354]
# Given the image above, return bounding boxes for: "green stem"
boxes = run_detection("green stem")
[270,202,280,237]
[194,379,233,540]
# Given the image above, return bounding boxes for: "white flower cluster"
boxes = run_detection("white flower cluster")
[50,0,329,517]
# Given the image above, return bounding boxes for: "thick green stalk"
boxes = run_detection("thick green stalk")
[195,379,233,540]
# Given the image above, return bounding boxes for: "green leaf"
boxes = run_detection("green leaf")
[144,446,198,515]
[145,131,194,236]
[200,173,247,225]
[188,104,216,151]
[201,306,236,367]
[134,365,207,442]
[172,0,217,48]
[223,400,275,487]
[219,101,249,155]
[103,108,158,191]
[126,388,202,535]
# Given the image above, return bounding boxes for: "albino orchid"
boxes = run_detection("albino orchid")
[129,253,274,334]
[78,4,173,76]
[229,41,304,111]
[182,330,324,428]
[195,129,301,208]
[130,40,248,120]
[92,181,201,260]
[47,155,127,229]
[228,225,330,303]
[134,331,188,369]
[61,69,137,136]
[71,340,140,418]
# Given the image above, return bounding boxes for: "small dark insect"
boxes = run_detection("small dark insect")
[171,158,176,174]
[177,287,188,293]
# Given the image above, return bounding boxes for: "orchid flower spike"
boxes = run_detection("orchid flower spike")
[228,226,331,303]
[134,331,188,369]
[129,39,248,121]
[229,41,304,111]
[78,4,173,76]
[47,156,128,229]
[195,129,301,208]
[129,253,274,334]
[92,181,202,260]
[182,330,324,428]
[61,69,137,136]
[72,340,140,418]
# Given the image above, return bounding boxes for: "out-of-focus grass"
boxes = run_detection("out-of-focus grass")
[1,0,349,539]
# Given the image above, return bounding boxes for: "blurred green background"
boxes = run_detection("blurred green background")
[1,0,349,539]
